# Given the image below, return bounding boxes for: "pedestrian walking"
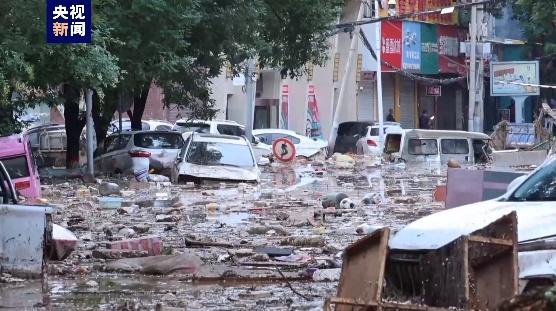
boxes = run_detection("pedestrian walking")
[419,110,430,129]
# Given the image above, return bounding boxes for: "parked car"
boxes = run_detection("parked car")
[333,121,377,154]
[383,129,491,165]
[253,129,328,158]
[0,135,41,200]
[173,119,245,137]
[108,119,174,134]
[355,122,403,155]
[171,133,260,184]
[389,155,556,291]
[94,131,185,175]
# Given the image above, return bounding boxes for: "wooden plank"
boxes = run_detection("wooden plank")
[328,296,380,307]
[467,235,514,246]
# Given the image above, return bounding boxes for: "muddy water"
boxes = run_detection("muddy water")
[0,161,446,310]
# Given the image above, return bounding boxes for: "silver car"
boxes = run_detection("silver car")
[94,131,184,175]
[171,133,260,184]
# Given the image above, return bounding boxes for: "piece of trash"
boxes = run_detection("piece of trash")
[98,196,123,209]
[280,236,325,247]
[107,236,162,256]
[355,224,384,235]
[254,247,293,257]
[98,182,121,196]
[102,253,202,275]
[339,198,355,209]
[322,193,348,209]
[148,174,170,182]
[311,268,341,281]
[362,193,382,205]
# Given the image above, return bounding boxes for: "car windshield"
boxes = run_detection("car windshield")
[1,156,30,178]
[511,159,556,202]
[186,141,254,167]
[134,133,184,149]
[174,122,210,134]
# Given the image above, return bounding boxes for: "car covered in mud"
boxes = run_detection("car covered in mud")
[94,131,185,175]
[171,133,260,184]
[389,155,556,292]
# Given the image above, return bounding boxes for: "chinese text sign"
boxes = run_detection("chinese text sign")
[402,21,421,72]
[46,0,91,43]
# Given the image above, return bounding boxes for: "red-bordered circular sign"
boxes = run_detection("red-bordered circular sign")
[272,138,296,162]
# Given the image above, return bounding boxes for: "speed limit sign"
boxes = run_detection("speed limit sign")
[272,138,296,162]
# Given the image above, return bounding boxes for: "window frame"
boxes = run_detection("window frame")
[440,139,470,155]
[407,138,438,156]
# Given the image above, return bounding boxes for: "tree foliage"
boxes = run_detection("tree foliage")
[0,0,343,165]
[510,0,556,84]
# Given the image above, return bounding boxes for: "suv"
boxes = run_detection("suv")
[355,122,403,155]
[172,119,245,138]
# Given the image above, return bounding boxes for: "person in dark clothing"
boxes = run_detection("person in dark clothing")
[419,110,430,129]
[386,108,396,122]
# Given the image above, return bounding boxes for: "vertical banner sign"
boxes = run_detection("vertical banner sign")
[381,21,403,72]
[280,85,289,129]
[46,0,92,43]
[306,85,322,138]
[421,23,439,74]
[438,25,465,74]
[402,21,421,72]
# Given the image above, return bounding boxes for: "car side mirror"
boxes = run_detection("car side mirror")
[253,136,261,144]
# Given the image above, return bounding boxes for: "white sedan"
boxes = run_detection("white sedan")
[252,129,328,158]
[171,133,260,184]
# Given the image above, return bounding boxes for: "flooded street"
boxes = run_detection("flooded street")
[1,159,446,310]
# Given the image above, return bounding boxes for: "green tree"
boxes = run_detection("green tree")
[0,0,119,166]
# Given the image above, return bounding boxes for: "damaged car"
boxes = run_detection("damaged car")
[171,133,260,184]
[388,155,556,293]
[94,131,184,176]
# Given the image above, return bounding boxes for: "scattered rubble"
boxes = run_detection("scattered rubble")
[7,156,453,309]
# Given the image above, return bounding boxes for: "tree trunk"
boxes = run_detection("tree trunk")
[130,81,151,130]
[63,85,85,169]
[92,90,117,148]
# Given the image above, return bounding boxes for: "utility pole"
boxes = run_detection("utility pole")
[328,2,365,150]
[468,0,477,132]
[85,89,94,178]
[376,0,388,146]
[244,59,256,142]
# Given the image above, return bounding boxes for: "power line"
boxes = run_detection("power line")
[358,29,466,85]
[495,80,554,89]
[337,0,497,29]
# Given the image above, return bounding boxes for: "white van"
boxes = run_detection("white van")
[384,129,491,165]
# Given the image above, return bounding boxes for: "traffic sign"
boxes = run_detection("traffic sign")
[272,138,296,162]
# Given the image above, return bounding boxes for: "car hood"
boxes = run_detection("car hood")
[389,200,556,250]
[178,162,260,182]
